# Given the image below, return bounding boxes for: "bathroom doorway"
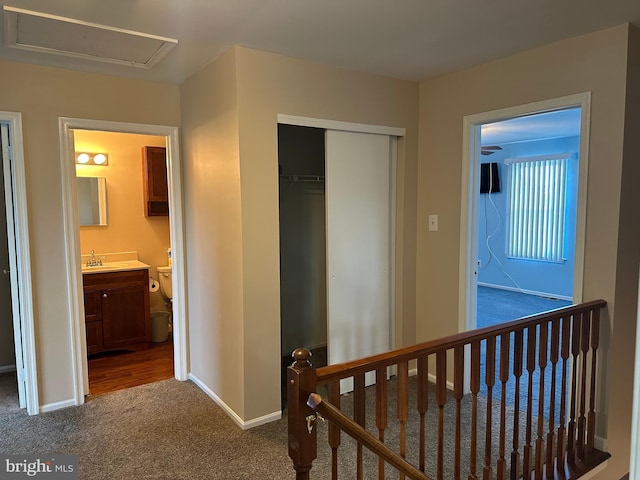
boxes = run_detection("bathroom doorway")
[73,129,175,395]
[59,118,187,404]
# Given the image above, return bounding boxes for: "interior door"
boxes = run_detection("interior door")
[1,122,25,407]
[326,130,391,392]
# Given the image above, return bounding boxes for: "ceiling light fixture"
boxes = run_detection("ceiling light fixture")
[76,153,109,166]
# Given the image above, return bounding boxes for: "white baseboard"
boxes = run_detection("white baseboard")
[407,368,455,391]
[594,434,607,452]
[40,398,77,413]
[188,373,281,430]
[478,282,573,302]
[0,364,16,374]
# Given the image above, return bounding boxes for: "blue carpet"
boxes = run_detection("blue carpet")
[477,286,572,419]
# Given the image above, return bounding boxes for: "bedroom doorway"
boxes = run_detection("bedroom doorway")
[459,93,592,397]
[475,107,581,331]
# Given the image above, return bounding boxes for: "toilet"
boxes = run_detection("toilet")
[156,265,173,337]
[157,265,173,305]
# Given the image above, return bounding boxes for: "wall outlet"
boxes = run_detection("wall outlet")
[428,214,438,231]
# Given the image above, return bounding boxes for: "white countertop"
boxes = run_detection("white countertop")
[80,251,150,274]
[81,260,150,274]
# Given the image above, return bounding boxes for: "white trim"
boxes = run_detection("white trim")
[40,398,76,413]
[408,368,456,391]
[189,374,282,430]
[0,111,38,415]
[277,114,406,137]
[58,118,188,407]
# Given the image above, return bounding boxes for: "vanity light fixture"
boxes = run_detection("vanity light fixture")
[75,152,109,166]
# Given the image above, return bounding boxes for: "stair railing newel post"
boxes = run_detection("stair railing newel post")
[288,348,318,480]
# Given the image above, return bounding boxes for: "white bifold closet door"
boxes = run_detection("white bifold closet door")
[325,129,392,393]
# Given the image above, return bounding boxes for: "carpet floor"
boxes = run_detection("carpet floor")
[0,374,531,480]
[477,286,572,419]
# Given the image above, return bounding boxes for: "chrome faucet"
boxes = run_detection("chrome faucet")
[87,250,103,267]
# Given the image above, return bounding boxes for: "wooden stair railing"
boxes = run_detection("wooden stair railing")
[288,300,610,480]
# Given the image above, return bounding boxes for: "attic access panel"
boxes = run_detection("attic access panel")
[3,6,177,69]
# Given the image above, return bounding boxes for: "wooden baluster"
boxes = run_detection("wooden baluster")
[567,313,581,466]
[557,315,571,466]
[328,381,341,480]
[546,318,560,479]
[354,373,366,480]
[523,325,537,477]
[587,308,600,453]
[535,322,548,479]
[454,346,464,480]
[469,341,481,480]
[483,336,496,480]
[417,356,429,473]
[577,311,591,461]
[376,366,388,480]
[287,348,318,480]
[496,333,510,480]
[436,350,447,480]
[398,360,409,480]
[510,330,523,480]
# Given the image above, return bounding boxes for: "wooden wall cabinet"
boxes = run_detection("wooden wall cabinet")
[142,146,169,216]
[83,269,151,355]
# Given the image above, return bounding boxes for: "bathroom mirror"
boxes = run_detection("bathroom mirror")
[77,176,107,226]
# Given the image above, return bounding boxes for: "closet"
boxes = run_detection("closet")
[278,123,394,398]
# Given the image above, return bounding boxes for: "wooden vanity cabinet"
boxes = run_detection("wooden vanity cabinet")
[142,146,169,216]
[83,269,151,355]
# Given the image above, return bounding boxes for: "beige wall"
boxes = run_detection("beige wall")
[417,25,634,478]
[180,45,419,422]
[0,60,180,407]
[180,48,246,417]
[234,46,419,420]
[74,131,170,312]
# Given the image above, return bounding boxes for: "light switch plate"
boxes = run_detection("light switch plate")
[428,214,438,231]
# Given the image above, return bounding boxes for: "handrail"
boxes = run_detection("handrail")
[288,299,610,480]
[307,393,430,480]
[315,300,606,384]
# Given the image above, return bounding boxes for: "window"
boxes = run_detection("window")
[506,153,571,263]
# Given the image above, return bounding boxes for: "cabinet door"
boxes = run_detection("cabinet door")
[143,146,169,216]
[83,289,104,354]
[101,284,148,349]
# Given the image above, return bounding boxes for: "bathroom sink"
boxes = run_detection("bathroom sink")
[82,260,150,274]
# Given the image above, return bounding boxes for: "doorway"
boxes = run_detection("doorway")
[475,107,581,330]
[59,118,186,405]
[459,94,592,402]
[277,115,403,402]
[73,129,174,395]
[0,113,37,415]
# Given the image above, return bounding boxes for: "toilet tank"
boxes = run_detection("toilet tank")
[157,265,172,300]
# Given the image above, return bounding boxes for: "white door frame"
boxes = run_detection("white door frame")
[459,92,591,337]
[59,118,187,405]
[0,111,38,414]
[277,114,403,353]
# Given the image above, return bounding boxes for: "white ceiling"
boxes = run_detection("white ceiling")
[481,108,582,146]
[1,0,639,86]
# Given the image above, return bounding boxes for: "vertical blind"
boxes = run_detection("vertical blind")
[505,153,571,263]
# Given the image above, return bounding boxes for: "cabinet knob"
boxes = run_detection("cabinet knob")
[102,293,108,298]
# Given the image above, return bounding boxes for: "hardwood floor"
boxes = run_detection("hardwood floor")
[88,339,174,396]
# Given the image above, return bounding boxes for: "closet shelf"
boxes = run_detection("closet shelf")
[279,174,325,183]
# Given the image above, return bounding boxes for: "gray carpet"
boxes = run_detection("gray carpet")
[0,374,533,480]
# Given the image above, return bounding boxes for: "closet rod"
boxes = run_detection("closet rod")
[279,174,325,183]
